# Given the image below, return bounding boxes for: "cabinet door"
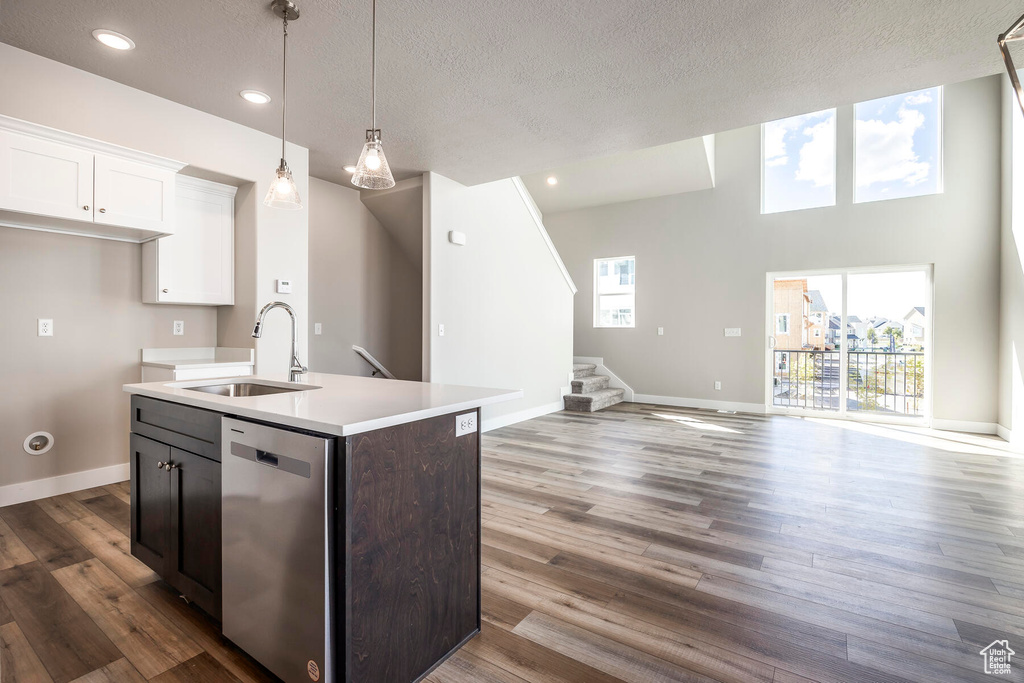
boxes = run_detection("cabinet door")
[0,131,94,222]
[169,448,222,620]
[129,433,172,577]
[94,154,176,235]
[155,179,234,304]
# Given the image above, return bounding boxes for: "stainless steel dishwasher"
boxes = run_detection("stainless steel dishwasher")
[222,417,335,683]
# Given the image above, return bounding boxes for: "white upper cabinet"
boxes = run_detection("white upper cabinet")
[0,115,184,242]
[143,176,236,305]
[0,131,94,222]
[94,154,177,235]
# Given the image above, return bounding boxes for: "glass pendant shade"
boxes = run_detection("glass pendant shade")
[351,130,396,190]
[264,163,302,210]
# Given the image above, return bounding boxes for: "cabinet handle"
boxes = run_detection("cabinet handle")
[98,208,106,213]
[162,289,169,293]
[164,462,177,471]
[82,205,89,211]
[157,461,165,469]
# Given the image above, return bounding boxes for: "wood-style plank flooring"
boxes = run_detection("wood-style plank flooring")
[5,404,1024,681]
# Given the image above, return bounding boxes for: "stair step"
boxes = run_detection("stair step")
[572,375,610,393]
[563,388,625,413]
[573,363,597,379]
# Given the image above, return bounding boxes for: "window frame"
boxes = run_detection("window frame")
[853,86,944,204]
[593,256,636,329]
[776,313,790,335]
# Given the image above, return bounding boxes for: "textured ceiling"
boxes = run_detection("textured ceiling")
[522,135,715,214]
[0,0,1016,186]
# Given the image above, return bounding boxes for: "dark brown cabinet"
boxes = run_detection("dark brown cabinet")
[130,397,222,619]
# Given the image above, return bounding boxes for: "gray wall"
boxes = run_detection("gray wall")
[425,173,575,428]
[547,75,1001,427]
[0,228,218,486]
[1000,79,1024,442]
[0,43,310,491]
[308,178,422,381]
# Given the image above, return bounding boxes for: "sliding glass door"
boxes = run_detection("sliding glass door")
[767,267,931,423]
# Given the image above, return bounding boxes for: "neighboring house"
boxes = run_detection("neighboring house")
[903,307,926,347]
[772,279,808,350]
[805,290,829,350]
[827,315,841,348]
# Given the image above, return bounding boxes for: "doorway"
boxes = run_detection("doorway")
[766,266,932,424]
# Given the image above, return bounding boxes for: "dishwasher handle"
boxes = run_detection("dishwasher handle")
[229,441,312,478]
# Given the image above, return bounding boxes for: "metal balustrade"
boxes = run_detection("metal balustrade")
[772,350,924,416]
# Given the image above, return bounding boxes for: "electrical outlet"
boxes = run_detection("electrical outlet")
[314,322,322,335]
[456,412,477,436]
[657,327,664,336]
[714,381,722,391]
[438,323,445,337]
[37,319,53,337]
[173,320,184,336]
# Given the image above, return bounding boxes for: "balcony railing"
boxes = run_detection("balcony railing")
[772,350,924,416]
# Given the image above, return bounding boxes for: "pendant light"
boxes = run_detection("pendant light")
[264,0,302,210]
[351,0,396,190]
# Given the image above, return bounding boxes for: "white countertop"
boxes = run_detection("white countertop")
[123,372,522,436]
[140,347,254,370]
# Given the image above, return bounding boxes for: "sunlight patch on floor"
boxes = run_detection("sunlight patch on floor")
[651,412,741,434]
[799,416,1018,458]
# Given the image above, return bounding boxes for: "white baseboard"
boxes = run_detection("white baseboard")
[0,462,130,508]
[631,393,767,415]
[931,419,998,435]
[482,399,566,433]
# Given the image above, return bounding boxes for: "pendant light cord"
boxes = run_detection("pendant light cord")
[281,14,289,164]
[371,0,376,132]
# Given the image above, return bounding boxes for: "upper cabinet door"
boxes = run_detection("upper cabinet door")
[0,131,94,222]
[94,154,176,235]
[158,178,235,305]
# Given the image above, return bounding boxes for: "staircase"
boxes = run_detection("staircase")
[563,363,625,413]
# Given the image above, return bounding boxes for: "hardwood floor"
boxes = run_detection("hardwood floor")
[4,404,1024,682]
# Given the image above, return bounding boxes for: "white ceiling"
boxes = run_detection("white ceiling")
[522,135,715,214]
[0,1,1015,186]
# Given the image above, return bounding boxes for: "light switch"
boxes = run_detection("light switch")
[314,323,322,335]
[724,328,741,337]
[438,323,445,337]
[448,230,467,246]
[276,279,293,294]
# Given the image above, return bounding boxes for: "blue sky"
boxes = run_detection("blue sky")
[762,87,942,212]
[854,87,941,203]
[763,109,836,213]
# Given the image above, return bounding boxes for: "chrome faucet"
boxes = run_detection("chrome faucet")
[252,301,308,381]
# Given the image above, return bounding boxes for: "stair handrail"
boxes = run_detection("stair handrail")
[352,345,396,379]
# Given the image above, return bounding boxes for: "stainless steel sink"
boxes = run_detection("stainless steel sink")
[183,382,314,397]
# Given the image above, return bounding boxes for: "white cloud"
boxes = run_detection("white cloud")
[764,111,822,164]
[904,92,933,106]
[765,155,788,167]
[795,118,835,188]
[856,106,929,188]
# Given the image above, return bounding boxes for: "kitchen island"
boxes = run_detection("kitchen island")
[123,373,520,683]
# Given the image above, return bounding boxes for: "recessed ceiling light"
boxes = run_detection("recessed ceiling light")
[92,29,135,51]
[240,90,272,104]
[344,165,357,173]
[546,176,558,186]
